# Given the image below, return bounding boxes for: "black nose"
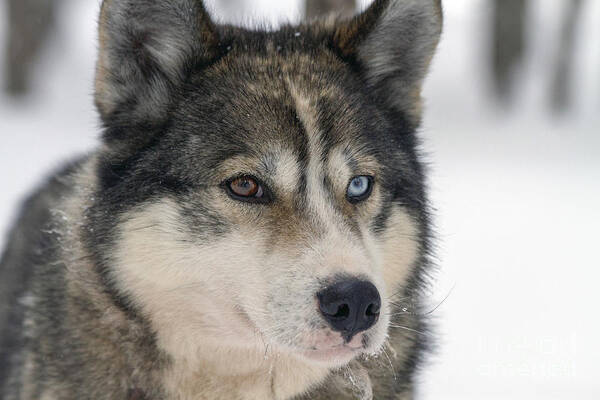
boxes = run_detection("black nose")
[317,279,381,340]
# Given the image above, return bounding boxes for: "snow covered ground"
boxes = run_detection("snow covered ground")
[1,0,599,398]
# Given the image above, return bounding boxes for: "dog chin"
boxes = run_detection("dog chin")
[300,345,362,365]
[296,332,369,366]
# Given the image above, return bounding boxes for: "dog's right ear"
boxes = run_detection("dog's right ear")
[95,0,219,133]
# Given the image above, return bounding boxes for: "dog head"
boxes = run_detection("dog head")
[92,0,442,369]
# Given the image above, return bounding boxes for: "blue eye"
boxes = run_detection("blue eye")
[346,176,373,203]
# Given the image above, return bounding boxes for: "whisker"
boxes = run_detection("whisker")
[165,282,206,292]
[381,344,397,381]
[387,292,412,301]
[388,324,425,335]
[128,224,160,232]
[422,283,456,316]
[387,283,456,316]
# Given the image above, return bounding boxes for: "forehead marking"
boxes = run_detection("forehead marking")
[269,146,301,195]
[286,80,339,228]
[327,147,353,186]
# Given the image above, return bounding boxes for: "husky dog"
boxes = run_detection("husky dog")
[0,0,442,398]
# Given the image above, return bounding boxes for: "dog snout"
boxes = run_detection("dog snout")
[317,279,381,341]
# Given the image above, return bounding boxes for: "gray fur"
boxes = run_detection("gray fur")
[359,0,443,124]
[0,1,443,399]
[95,0,218,124]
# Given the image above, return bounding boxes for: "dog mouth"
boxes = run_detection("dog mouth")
[240,305,369,360]
[301,344,361,362]
[297,331,369,363]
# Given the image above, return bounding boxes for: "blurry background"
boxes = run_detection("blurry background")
[1,0,599,398]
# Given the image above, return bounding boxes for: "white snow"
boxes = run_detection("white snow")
[1,0,599,398]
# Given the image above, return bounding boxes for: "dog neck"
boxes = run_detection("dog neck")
[160,341,332,400]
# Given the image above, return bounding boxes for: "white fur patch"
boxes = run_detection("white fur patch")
[378,206,420,299]
[112,200,332,399]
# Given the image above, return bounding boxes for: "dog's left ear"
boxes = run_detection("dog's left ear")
[333,0,443,127]
[95,0,219,132]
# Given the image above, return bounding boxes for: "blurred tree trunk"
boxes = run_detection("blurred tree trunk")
[550,0,583,112]
[305,0,356,20]
[4,0,57,96]
[491,0,528,102]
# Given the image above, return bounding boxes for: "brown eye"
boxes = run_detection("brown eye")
[230,176,260,197]
[225,175,270,203]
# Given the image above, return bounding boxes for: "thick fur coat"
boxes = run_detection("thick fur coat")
[0,1,442,399]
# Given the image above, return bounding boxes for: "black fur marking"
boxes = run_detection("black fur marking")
[1,0,442,397]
